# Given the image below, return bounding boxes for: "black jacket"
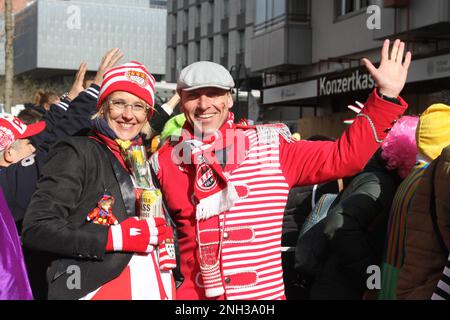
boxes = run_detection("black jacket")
[22,136,135,300]
[0,85,101,227]
[309,150,400,299]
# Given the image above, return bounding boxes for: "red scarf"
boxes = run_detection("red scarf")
[177,113,249,220]
[175,112,251,298]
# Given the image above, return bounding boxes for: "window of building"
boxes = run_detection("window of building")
[207,1,214,24]
[150,0,167,8]
[238,0,246,14]
[255,0,286,25]
[222,35,228,57]
[255,0,267,25]
[335,0,374,18]
[288,0,310,23]
[208,38,213,61]
[255,0,309,33]
[196,4,201,28]
[221,35,229,67]
[238,31,245,53]
[223,0,229,18]
[182,44,188,67]
[195,41,200,61]
[183,9,188,30]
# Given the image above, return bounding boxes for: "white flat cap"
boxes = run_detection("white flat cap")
[177,61,235,91]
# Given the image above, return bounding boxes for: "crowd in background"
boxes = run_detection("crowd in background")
[0,39,449,301]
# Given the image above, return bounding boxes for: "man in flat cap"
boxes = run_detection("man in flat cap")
[151,39,412,300]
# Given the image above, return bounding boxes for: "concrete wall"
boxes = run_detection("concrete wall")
[374,0,450,39]
[14,0,167,75]
[311,0,381,63]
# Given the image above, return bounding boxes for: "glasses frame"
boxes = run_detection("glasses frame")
[108,98,150,115]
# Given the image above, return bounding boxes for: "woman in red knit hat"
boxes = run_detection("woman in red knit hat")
[22,49,176,300]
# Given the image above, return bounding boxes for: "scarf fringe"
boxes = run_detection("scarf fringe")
[196,184,239,221]
[256,124,294,145]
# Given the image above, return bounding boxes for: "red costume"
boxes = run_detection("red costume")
[151,90,408,300]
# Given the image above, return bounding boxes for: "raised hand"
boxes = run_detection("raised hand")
[362,39,412,98]
[67,62,87,101]
[93,48,124,87]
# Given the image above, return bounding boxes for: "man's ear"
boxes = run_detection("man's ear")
[178,90,186,112]
[3,145,16,164]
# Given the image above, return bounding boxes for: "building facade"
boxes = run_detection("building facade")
[258,0,450,136]
[167,0,450,136]
[14,0,167,79]
[166,0,260,120]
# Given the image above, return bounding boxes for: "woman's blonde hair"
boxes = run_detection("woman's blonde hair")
[91,98,154,140]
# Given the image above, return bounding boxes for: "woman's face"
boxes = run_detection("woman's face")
[104,91,149,141]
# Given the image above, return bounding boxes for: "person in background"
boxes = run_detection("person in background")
[31,90,61,114]
[17,108,43,125]
[307,115,418,300]
[292,132,301,141]
[0,187,33,300]
[149,92,180,137]
[397,108,450,299]
[380,104,450,300]
[0,61,95,228]
[159,113,186,146]
[431,253,450,300]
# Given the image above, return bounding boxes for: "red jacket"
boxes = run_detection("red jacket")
[152,90,407,300]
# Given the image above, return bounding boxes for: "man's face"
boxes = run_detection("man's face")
[9,139,36,163]
[180,87,233,135]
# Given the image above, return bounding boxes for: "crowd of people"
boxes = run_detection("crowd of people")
[0,39,449,300]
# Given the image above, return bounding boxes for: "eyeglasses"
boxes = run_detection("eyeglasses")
[109,99,149,114]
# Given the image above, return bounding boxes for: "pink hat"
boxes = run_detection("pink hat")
[97,61,156,116]
[0,113,46,151]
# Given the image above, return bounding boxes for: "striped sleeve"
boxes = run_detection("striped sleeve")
[431,256,450,300]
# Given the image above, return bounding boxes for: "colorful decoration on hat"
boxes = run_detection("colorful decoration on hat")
[0,127,15,151]
[126,70,150,88]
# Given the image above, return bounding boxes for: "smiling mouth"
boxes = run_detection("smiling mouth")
[195,114,215,120]
[118,123,135,129]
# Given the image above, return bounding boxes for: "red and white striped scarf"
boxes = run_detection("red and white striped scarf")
[177,112,245,298]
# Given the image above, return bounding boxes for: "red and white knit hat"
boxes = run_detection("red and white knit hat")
[98,61,156,116]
